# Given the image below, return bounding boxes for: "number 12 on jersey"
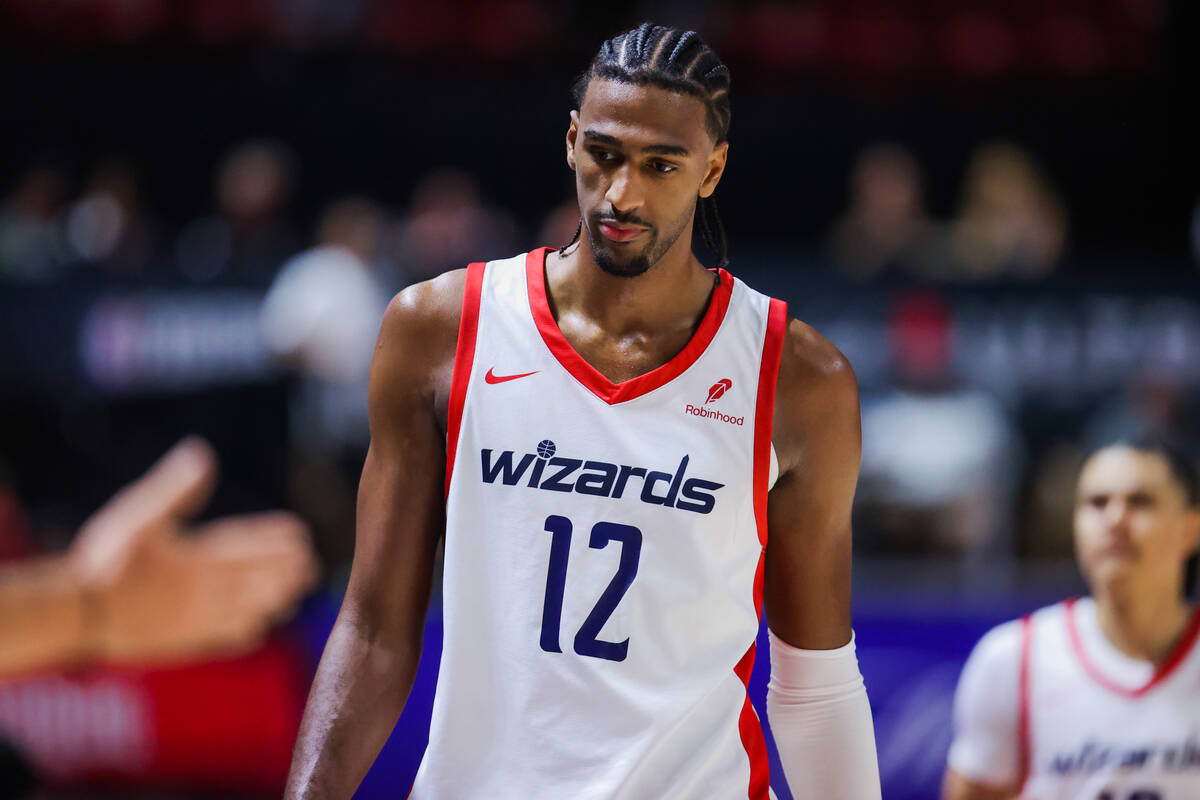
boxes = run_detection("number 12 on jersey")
[540,514,642,662]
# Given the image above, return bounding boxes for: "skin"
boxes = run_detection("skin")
[285,78,859,798]
[943,446,1200,800]
[0,437,317,678]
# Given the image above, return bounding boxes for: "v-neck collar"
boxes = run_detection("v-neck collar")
[525,247,734,405]
[1064,596,1200,699]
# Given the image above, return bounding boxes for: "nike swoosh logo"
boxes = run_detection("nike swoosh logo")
[485,367,539,384]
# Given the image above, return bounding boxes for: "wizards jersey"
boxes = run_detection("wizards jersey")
[950,597,1200,800]
[409,248,787,799]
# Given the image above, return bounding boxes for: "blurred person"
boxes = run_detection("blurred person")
[175,139,299,286]
[262,196,395,568]
[262,196,393,386]
[0,437,318,678]
[947,141,1067,280]
[0,163,73,283]
[828,143,939,281]
[391,168,518,282]
[65,157,156,280]
[287,23,880,800]
[944,438,1200,800]
[857,292,1021,554]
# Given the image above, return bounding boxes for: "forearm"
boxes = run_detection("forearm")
[285,610,419,800]
[766,630,881,800]
[0,554,94,677]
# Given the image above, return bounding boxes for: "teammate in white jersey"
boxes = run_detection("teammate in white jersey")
[286,22,880,799]
[945,439,1200,800]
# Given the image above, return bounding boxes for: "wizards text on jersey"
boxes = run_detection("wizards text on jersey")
[479,439,725,514]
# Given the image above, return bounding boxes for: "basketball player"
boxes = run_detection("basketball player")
[286,23,881,799]
[944,439,1200,800]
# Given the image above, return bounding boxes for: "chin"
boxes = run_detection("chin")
[1086,559,1137,591]
[586,232,654,278]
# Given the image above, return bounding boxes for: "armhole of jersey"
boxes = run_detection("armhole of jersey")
[752,297,788,551]
[444,261,487,498]
[1017,612,1034,791]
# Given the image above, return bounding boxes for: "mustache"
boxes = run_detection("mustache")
[594,209,653,229]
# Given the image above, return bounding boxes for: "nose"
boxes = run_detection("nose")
[604,164,644,215]
[1104,499,1132,531]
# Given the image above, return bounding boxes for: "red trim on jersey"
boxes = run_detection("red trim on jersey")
[1016,613,1033,791]
[525,247,734,405]
[444,261,486,498]
[1064,596,1200,698]
[753,297,787,548]
[734,552,770,800]
[731,296,787,800]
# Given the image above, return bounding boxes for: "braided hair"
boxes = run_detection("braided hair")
[563,22,732,267]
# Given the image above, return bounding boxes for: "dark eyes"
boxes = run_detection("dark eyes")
[586,148,678,174]
[1083,493,1157,510]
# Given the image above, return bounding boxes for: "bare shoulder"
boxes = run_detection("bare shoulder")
[772,317,860,475]
[378,268,468,351]
[369,268,469,429]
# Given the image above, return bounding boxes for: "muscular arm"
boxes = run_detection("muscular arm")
[763,319,880,799]
[764,319,859,650]
[285,270,465,800]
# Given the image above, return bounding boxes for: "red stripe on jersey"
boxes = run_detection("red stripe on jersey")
[445,261,486,498]
[1017,613,1033,791]
[526,247,734,405]
[733,295,787,800]
[1064,596,1200,698]
[753,297,787,548]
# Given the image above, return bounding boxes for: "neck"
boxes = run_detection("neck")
[1092,579,1193,665]
[547,225,715,336]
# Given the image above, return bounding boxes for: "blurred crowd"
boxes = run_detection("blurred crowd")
[0,136,1069,288]
[828,141,1067,283]
[4,132,1198,571]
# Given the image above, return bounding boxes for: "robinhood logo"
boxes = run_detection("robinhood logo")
[685,377,743,426]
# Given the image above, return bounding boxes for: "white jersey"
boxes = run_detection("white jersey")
[410,248,787,799]
[948,597,1200,800]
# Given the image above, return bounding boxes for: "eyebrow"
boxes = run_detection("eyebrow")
[583,130,690,157]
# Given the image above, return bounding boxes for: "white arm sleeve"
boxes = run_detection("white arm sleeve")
[765,629,881,800]
[946,620,1022,787]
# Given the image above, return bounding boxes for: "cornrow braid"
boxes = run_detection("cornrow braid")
[561,22,733,267]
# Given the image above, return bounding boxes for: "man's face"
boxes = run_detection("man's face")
[566,79,727,277]
[1074,447,1200,594]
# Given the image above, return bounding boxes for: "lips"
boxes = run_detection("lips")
[599,221,647,243]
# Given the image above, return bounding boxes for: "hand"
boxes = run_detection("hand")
[70,437,319,664]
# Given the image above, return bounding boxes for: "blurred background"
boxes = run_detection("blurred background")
[0,0,1194,797]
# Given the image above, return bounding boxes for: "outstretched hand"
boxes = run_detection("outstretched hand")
[70,437,319,664]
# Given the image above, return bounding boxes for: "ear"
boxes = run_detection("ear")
[566,110,580,172]
[698,140,729,199]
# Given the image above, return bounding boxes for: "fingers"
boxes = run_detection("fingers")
[185,510,320,620]
[73,437,219,584]
[188,512,320,588]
